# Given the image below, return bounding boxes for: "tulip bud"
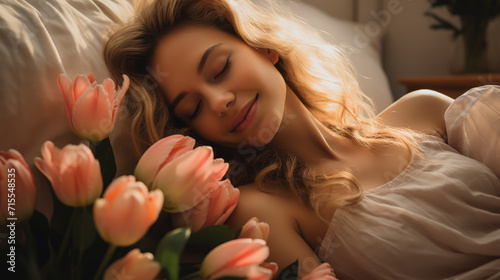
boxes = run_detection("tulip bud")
[93,175,163,246]
[201,238,275,280]
[239,217,270,241]
[172,179,239,232]
[103,249,161,280]
[134,135,229,212]
[134,134,195,187]
[57,73,130,142]
[0,150,36,224]
[302,263,338,280]
[35,141,102,207]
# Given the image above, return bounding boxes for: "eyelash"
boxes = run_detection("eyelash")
[214,57,231,80]
[189,100,202,120]
[189,57,232,121]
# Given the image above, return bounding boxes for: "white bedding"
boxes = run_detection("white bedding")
[0,0,393,163]
[0,0,134,163]
[276,0,394,112]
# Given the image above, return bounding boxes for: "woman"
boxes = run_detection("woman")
[104,0,500,278]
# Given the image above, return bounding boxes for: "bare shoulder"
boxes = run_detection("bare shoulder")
[226,184,324,275]
[225,184,297,229]
[377,89,453,138]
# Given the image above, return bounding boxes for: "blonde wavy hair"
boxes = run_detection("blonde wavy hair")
[104,0,419,218]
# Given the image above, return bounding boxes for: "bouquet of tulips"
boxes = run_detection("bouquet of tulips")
[1,73,336,280]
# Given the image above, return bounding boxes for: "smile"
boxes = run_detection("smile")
[230,94,259,133]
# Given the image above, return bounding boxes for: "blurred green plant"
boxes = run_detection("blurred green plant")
[425,0,500,73]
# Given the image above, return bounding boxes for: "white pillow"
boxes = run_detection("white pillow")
[0,0,134,162]
[260,0,394,113]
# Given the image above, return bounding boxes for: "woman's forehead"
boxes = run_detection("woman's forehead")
[155,25,233,59]
[150,25,238,99]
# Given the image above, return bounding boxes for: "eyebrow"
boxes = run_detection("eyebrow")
[197,43,222,74]
[171,43,223,111]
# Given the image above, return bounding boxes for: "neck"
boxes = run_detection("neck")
[268,87,352,166]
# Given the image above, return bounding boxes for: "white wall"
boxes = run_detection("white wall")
[383,0,500,99]
[303,0,500,100]
[382,0,457,99]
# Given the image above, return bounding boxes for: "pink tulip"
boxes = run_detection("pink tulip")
[103,249,161,280]
[201,238,275,280]
[172,179,239,232]
[302,263,338,280]
[93,175,163,246]
[0,150,36,224]
[57,72,130,141]
[134,135,195,186]
[35,141,102,207]
[134,135,229,212]
[239,217,270,241]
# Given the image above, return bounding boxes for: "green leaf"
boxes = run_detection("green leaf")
[156,227,192,280]
[187,225,234,251]
[94,138,117,188]
[72,207,97,253]
[48,195,73,254]
[276,260,298,280]
[424,11,462,38]
[233,226,242,239]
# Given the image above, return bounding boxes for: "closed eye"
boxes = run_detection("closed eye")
[214,57,231,80]
[189,100,202,120]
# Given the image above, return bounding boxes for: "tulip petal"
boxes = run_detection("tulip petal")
[57,74,75,120]
[104,175,133,201]
[260,262,278,276]
[0,149,30,172]
[71,148,102,206]
[102,78,116,119]
[239,217,270,241]
[110,186,150,245]
[37,142,102,207]
[87,72,96,85]
[134,135,195,186]
[212,158,229,181]
[73,74,92,101]
[202,239,269,277]
[93,198,111,242]
[302,263,337,280]
[152,147,214,211]
[145,189,164,223]
[104,249,161,280]
[35,141,60,185]
[205,180,239,226]
[0,153,36,223]
[111,75,129,122]
[72,86,113,141]
[94,176,163,246]
[102,78,116,97]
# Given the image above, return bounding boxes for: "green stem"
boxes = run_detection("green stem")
[74,207,87,279]
[56,208,77,268]
[93,244,117,280]
[69,207,87,280]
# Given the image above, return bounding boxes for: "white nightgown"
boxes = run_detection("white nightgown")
[319,86,500,280]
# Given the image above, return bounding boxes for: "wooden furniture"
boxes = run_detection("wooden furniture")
[398,73,500,99]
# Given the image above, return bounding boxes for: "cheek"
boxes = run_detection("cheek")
[191,117,218,138]
[235,55,286,95]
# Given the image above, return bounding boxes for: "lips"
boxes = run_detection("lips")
[230,94,258,133]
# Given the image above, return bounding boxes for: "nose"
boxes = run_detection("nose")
[203,87,234,117]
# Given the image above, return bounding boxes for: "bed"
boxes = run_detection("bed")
[0,0,392,215]
[2,2,500,279]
